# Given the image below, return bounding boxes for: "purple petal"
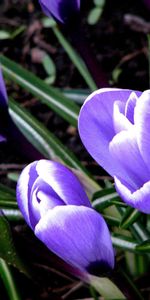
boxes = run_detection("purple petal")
[109,128,150,190]
[134,90,150,169]
[35,205,114,274]
[16,161,38,228]
[113,101,133,134]
[78,88,141,176]
[29,177,64,228]
[36,160,91,207]
[0,68,8,107]
[39,0,80,24]
[115,176,150,214]
[0,135,6,142]
[125,92,139,124]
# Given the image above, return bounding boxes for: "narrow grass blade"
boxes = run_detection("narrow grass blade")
[0,212,28,275]
[9,98,91,176]
[52,26,97,91]
[0,55,79,127]
[88,275,126,299]
[111,234,138,252]
[2,209,23,222]
[120,207,141,229]
[92,187,126,211]
[0,258,21,300]
[136,239,150,252]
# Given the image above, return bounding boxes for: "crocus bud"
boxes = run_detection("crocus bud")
[79,88,150,214]
[39,0,80,24]
[17,159,114,276]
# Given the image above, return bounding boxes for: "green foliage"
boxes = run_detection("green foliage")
[87,0,106,25]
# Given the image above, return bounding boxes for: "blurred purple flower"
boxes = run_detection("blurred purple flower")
[39,0,80,24]
[0,68,8,108]
[78,88,150,214]
[0,68,42,160]
[17,159,114,276]
[0,68,9,142]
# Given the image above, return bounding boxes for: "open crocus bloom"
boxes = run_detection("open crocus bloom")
[78,88,150,214]
[17,159,114,275]
[39,0,80,24]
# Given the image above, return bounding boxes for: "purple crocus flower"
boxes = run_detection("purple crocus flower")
[39,0,80,24]
[78,88,150,214]
[16,159,114,276]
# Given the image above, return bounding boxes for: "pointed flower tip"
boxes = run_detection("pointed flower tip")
[79,88,150,214]
[39,0,80,24]
[0,67,8,107]
[16,159,114,276]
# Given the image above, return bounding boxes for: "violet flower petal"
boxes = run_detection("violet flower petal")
[36,160,91,207]
[0,135,6,142]
[39,0,80,24]
[113,101,133,134]
[29,177,64,228]
[125,92,138,124]
[17,161,38,228]
[35,205,114,274]
[109,128,150,190]
[0,68,8,107]
[78,88,141,177]
[115,176,150,214]
[134,90,150,169]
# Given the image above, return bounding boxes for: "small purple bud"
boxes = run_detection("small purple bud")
[39,0,80,24]
[79,88,150,214]
[16,159,114,276]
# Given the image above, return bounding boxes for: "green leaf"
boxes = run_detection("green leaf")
[111,234,138,252]
[52,26,97,91]
[7,172,19,182]
[9,98,90,175]
[88,275,126,299]
[119,268,144,300]
[0,183,15,194]
[0,184,18,209]
[116,207,150,242]
[87,7,103,25]
[111,68,122,84]
[94,0,105,6]
[1,209,23,222]
[42,54,56,84]
[92,187,126,211]
[136,239,150,252]
[72,169,100,199]
[0,259,21,300]
[120,207,141,229]
[0,212,28,275]
[0,183,16,200]
[102,214,120,226]
[42,17,56,28]
[0,30,11,40]
[62,88,90,104]
[0,55,79,127]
